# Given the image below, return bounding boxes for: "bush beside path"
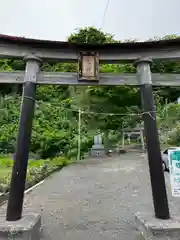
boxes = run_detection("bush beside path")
[0,155,71,194]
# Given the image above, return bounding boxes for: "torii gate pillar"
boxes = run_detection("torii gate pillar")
[135,58,170,220]
[6,55,41,221]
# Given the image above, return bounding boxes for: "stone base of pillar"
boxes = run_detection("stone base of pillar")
[90,144,105,157]
[0,213,41,239]
[134,212,180,240]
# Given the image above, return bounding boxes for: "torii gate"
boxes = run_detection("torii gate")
[1,35,180,224]
[122,126,145,151]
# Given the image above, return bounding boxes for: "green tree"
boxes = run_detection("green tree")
[68,26,118,44]
[1,29,180,157]
[67,27,141,152]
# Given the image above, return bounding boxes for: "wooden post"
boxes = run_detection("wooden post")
[165,98,168,144]
[135,58,170,220]
[104,130,109,154]
[77,108,81,161]
[140,129,145,151]
[122,132,125,149]
[6,56,41,221]
[128,133,131,144]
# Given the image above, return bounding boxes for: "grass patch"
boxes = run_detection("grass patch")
[160,143,177,149]
[0,155,72,193]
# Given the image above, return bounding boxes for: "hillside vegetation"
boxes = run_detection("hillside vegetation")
[1,27,180,160]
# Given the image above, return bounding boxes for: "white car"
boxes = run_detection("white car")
[161,147,178,171]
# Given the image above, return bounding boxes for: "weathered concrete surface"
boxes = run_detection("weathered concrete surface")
[135,212,180,240]
[90,149,106,157]
[90,144,105,157]
[0,213,41,239]
[0,153,179,240]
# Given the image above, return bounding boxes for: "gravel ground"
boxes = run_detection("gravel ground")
[0,152,179,240]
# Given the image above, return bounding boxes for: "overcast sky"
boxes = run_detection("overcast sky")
[0,0,179,42]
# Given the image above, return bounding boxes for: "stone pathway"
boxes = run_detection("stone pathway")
[0,153,179,239]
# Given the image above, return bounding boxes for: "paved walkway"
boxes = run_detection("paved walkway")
[0,153,179,239]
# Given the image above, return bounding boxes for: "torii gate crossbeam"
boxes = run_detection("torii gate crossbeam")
[1,71,180,86]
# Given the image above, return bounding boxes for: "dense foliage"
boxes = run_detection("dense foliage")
[0,155,71,193]
[1,27,180,158]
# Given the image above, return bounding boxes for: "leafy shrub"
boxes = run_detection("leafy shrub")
[0,156,71,193]
[0,177,9,193]
[0,157,13,168]
[66,148,78,159]
[0,95,93,159]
